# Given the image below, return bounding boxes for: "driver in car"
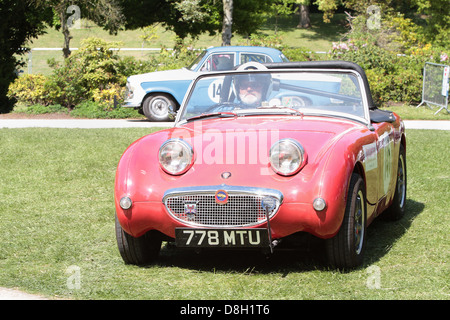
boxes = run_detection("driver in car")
[235,73,272,107]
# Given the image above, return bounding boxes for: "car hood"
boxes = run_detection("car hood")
[128,68,196,83]
[118,115,371,203]
[172,115,365,162]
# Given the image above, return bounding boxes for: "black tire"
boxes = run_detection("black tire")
[383,144,407,221]
[115,214,162,265]
[326,173,367,269]
[142,94,177,122]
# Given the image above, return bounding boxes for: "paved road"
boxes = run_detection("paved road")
[1,118,449,300]
[402,120,450,130]
[1,119,450,130]
[0,287,48,300]
[0,119,173,129]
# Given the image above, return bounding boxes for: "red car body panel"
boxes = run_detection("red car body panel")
[115,113,405,240]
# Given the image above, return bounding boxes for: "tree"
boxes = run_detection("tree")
[222,0,233,45]
[314,0,339,23]
[0,0,52,113]
[41,0,124,58]
[271,0,298,33]
[297,0,311,28]
[412,0,449,46]
[119,0,272,46]
[232,0,272,38]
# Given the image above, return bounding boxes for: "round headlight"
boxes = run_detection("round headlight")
[269,139,305,176]
[159,139,194,175]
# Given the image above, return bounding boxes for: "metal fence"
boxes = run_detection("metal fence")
[416,62,450,114]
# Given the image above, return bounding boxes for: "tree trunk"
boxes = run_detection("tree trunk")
[221,0,233,46]
[297,4,311,29]
[59,7,72,58]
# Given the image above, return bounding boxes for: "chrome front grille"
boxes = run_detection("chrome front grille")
[163,185,283,227]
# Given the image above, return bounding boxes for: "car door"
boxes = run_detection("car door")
[374,122,396,201]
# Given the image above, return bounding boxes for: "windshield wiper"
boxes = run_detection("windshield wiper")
[256,106,303,116]
[185,112,237,123]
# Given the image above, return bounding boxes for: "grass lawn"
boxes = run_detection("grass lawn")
[0,127,448,300]
[383,104,450,121]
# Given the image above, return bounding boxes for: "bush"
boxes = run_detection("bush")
[153,45,199,71]
[70,100,142,119]
[116,56,155,78]
[45,57,88,108]
[44,37,125,108]
[283,47,320,61]
[7,74,49,106]
[327,41,427,106]
[25,103,67,114]
[91,83,125,106]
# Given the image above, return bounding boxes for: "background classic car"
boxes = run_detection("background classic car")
[115,61,407,269]
[123,46,289,121]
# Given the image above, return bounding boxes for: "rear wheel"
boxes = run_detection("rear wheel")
[383,144,407,221]
[326,173,367,269]
[142,94,177,122]
[115,214,162,265]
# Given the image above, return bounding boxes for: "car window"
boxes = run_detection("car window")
[179,70,368,123]
[240,53,273,64]
[200,53,235,71]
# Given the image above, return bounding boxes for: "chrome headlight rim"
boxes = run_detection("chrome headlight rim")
[269,138,306,176]
[124,81,134,100]
[159,139,194,175]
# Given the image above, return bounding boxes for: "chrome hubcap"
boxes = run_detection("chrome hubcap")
[151,98,169,116]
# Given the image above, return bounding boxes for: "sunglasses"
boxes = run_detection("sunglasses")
[239,81,264,90]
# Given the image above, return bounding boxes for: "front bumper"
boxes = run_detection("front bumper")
[122,100,141,108]
[116,183,345,241]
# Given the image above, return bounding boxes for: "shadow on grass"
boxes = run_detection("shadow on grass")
[151,199,423,274]
[156,236,327,275]
[363,199,424,267]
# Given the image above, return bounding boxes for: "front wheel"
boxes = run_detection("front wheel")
[326,173,367,269]
[142,94,177,122]
[115,214,162,265]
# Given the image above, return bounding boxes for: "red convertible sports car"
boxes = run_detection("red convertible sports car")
[115,61,407,269]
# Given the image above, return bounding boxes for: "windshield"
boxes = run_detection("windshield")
[178,69,368,123]
[188,51,207,70]
[178,69,368,122]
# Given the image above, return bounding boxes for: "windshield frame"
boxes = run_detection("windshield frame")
[175,68,371,126]
[187,50,207,71]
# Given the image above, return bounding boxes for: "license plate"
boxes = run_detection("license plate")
[175,228,269,248]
